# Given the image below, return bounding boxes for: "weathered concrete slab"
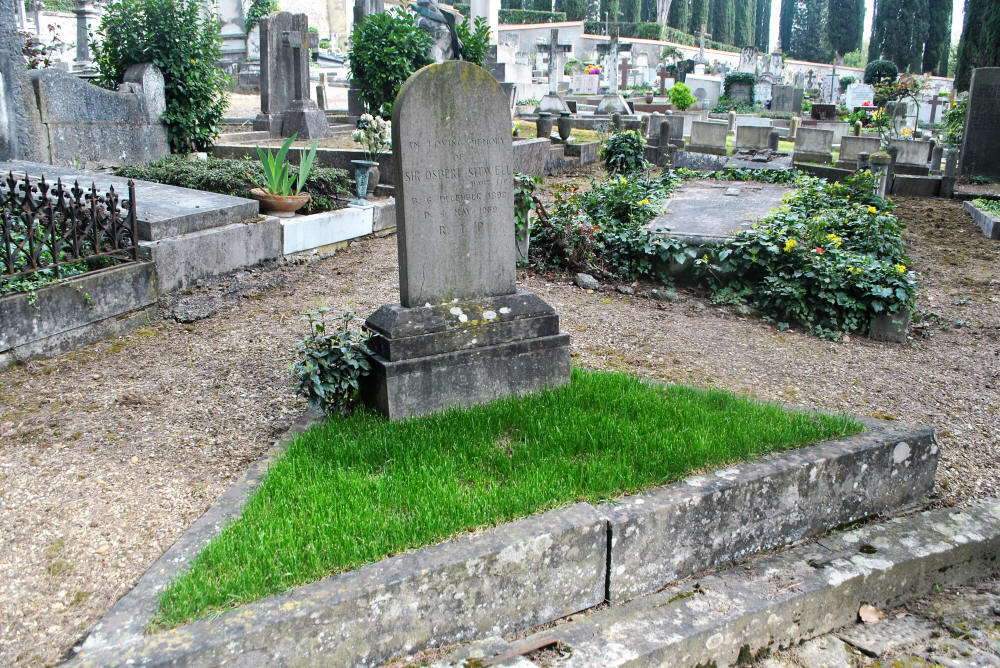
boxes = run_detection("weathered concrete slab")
[0,160,259,240]
[433,501,1000,668]
[836,614,939,657]
[601,421,938,603]
[72,504,607,667]
[964,200,1000,240]
[645,179,791,243]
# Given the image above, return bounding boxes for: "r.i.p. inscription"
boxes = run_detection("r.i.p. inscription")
[392,62,516,307]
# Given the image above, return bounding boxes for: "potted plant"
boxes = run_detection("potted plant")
[351,113,391,200]
[250,135,318,217]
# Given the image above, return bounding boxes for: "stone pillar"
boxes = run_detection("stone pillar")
[856,151,870,172]
[73,0,99,71]
[788,116,800,142]
[930,144,943,174]
[940,148,958,198]
[870,152,891,198]
[33,0,43,35]
[853,120,862,136]
[471,0,499,45]
[885,145,898,195]
[727,108,736,135]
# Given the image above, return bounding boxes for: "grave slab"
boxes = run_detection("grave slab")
[645,179,791,244]
[836,614,940,657]
[685,120,728,155]
[793,127,834,164]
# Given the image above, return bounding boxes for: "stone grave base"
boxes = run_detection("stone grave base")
[792,150,832,164]
[536,93,570,115]
[595,94,630,116]
[683,144,729,156]
[282,100,331,139]
[361,290,571,419]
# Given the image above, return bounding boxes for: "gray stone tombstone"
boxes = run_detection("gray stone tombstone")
[728,82,753,104]
[254,12,329,138]
[687,120,728,155]
[0,0,25,160]
[792,127,833,164]
[836,136,881,169]
[361,61,571,420]
[734,125,772,151]
[960,68,1000,178]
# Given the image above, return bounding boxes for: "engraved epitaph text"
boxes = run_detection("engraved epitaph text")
[392,62,516,307]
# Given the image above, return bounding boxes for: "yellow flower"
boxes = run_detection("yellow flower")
[895,264,906,273]
[826,233,842,248]
[814,216,821,221]
[847,195,851,199]
[847,266,862,274]
[868,206,877,213]
[638,198,650,205]
[619,176,628,184]
[784,238,798,252]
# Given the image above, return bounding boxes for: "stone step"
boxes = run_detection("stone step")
[328,123,354,136]
[434,501,1000,668]
[216,130,272,143]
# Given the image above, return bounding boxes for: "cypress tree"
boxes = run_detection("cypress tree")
[779,0,795,50]
[827,0,863,59]
[755,0,771,51]
[955,0,1000,91]
[734,0,756,46]
[788,0,833,62]
[921,0,950,75]
[868,0,929,72]
[710,0,736,45]
[667,0,690,29]
[622,0,641,22]
[689,0,710,35]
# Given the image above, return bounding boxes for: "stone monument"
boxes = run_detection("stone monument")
[0,0,27,161]
[596,31,630,116]
[960,67,1000,179]
[361,61,571,419]
[253,12,330,139]
[536,29,572,115]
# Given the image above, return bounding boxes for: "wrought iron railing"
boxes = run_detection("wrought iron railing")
[0,172,138,281]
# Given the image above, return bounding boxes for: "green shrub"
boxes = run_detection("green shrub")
[499,8,566,23]
[319,38,331,49]
[93,0,229,152]
[244,0,278,31]
[292,308,372,416]
[601,130,647,175]
[636,23,662,40]
[349,9,432,117]
[694,171,915,339]
[864,60,898,85]
[973,198,1000,215]
[113,156,352,213]
[668,81,695,110]
[513,172,541,245]
[838,75,856,91]
[943,99,966,147]
[723,71,756,97]
[454,16,491,67]
[712,95,757,113]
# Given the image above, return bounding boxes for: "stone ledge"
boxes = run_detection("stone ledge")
[963,200,1000,240]
[71,503,607,668]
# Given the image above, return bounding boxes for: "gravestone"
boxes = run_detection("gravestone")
[728,82,753,104]
[811,103,838,120]
[735,125,772,151]
[571,74,599,94]
[662,115,685,147]
[845,82,875,110]
[596,31,630,116]
[889,139,932,175]
[960,68,1000,178]
[361,61,571,419]
[754,80,772,104]
[0,0,26,160]
[536,29,571,115]
[792,127,833,164]
[770,85,802,114]
[686,120,728,155]
[738,46,758,73]
[836,136,881,169]
[253,12,329,138]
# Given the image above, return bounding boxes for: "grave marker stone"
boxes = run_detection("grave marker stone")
[960,68,1000,178]
[845,82,875,110]
[735,125,772,150]
[770,85,802,114]
[536,28,571,115]
[362,61,571,419]
[686,120,728,155]
[836,136,881,169]
[792,127,833,164]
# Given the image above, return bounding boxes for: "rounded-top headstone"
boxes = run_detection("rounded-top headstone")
[392,61,515,308]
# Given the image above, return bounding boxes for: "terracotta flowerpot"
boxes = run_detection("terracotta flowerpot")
[645,93,654,104]
[249,188,310,218]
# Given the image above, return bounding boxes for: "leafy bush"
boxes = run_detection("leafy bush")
[712,96,757,113]
[695,171,915,339]
[93,0,229,152]
[455,16,491,67]
[292,308,372,416]
[113,156,352,213]
[514,172,541,242]
[973,198,1000,216]
[636,23,662,40]
[723,71,756,97]
[601,130,647,174]
[499,8,566,23]
[668,81,695,110]
[943,99,966,147]
[864,60,898,85]
[838,75,856,91]
[244,0,278,31]
[20,26,65,69]
[349,9,431,117]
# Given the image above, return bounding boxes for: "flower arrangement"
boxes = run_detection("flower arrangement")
[586,64,601,75]
[352,113,391,163]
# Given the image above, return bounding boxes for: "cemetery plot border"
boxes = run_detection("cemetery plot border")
[963,200,1000,240]
[70,410,936,668]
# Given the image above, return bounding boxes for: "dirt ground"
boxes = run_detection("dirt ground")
[0,176,998,666]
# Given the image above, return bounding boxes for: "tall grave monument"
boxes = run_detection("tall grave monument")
[0,0,28,161]
[361,62,571,419]
[595,30,630,116]
[960,68,1000,179]
[535,28,572,115]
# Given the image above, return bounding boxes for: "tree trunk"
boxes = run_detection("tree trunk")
[657,0,673,25]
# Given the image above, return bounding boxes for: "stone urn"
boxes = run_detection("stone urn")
[350,159,376,203]
[557,112,573,143]
[645,92,654,104]
[248,188,309,218]
[536,112,553,140]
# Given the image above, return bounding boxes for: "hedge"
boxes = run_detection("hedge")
[500,8,567,22]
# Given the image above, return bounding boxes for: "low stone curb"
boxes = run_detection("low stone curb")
[963,200,1000,240]
[438,500,1000,667]
[69,418,937,667]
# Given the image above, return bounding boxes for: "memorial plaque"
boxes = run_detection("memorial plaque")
[393,61,516,307]
[960,67,1000,178]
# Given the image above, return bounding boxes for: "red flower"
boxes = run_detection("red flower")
[814,247,825,254]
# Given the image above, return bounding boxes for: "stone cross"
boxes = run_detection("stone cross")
[657,64,668,95]
[619,57,630,93]
[694,24,710,63]
[608,30,621,94]
[926,95,946,124]
[543,29,571,96]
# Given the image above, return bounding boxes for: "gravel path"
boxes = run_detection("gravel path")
[1,191,997,666]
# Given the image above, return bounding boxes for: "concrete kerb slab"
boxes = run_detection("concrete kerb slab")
[70,413,937,667]
[963,200,1000,240]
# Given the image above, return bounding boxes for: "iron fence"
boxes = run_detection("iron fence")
[1,172,138,281]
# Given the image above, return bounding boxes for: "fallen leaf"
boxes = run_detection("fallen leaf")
[859,604,886,623]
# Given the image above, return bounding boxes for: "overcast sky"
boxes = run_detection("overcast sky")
[766,0,966,53]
